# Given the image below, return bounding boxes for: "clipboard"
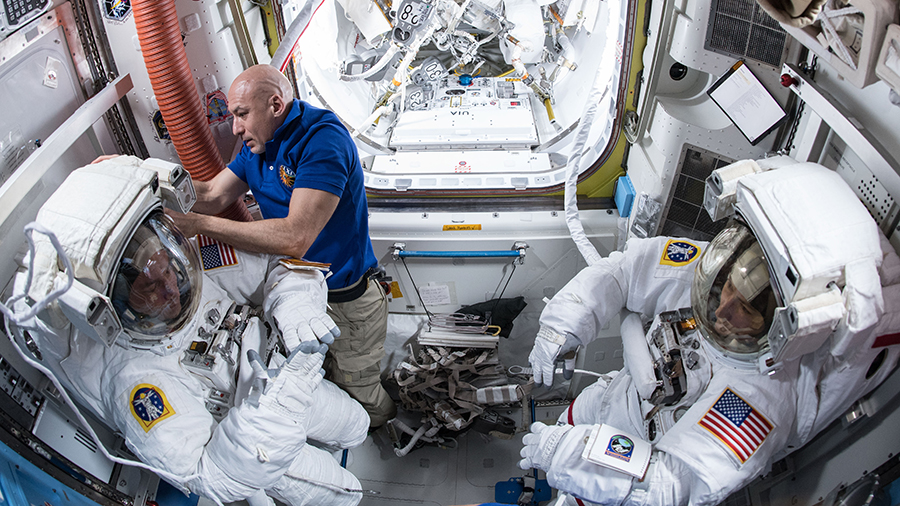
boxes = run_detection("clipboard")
[707,60,786,145]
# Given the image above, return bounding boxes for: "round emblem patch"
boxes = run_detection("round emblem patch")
[608,435,634,457]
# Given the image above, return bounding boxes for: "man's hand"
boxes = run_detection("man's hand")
[530,335,562,387]
[91,154,121,164]
[165,208,204,238]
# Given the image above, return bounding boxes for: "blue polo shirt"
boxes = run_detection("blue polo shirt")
[228,99,377,290]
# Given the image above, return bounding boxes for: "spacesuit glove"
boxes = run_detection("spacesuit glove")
[251,341,328,419]
[530,326,579,387]
[264,266,339,350]
[518,422,573,472]
[270,294,340,350]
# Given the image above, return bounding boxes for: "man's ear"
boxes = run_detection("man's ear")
[271,94,289,117]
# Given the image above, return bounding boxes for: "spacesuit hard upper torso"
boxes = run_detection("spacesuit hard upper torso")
[12,240,368,505]
[539,236,900,506]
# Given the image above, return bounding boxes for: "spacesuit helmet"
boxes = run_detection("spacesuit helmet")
[691,220,779,360]
[110,210,201,346]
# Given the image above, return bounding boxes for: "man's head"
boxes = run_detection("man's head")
[228,65,295,155]
[127,247,182,321]
[111,211,201,341]
[713,242,769,337]
[691,222,777,359]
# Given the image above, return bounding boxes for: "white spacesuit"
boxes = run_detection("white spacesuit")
[5,157,369,505]
[521,161,900,505]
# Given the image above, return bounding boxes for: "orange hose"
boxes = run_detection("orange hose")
[133,0,251,222]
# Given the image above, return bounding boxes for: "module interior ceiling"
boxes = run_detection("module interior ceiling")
[294,0,630,194]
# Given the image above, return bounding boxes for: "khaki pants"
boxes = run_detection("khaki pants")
[325,278,396,427]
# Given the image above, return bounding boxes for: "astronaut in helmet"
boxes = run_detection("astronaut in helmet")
[6,156,369,506]
[111,211,199,338]
[520,159,900,505]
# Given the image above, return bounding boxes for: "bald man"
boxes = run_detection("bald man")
[170,64,396,428]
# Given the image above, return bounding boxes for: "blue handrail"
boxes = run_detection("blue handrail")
[396,250,521,258]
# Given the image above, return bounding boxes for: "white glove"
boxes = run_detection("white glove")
[265,267,340,350]
[269,294,340,350]
[518,421,573,472]
[530,326,579,387]
[247,341,328,419]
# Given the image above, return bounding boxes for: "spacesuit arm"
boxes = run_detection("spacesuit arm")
[538,248,631,349]
[262,261,340,350]
[519,422,694,506]
[520,421,775,506]
[538,236,697,350]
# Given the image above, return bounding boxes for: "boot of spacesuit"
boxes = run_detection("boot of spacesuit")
[4,156,368,505]
[521,160,900,506]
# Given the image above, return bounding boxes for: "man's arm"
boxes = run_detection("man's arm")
[189,169,251,215]
[169,186,339,260]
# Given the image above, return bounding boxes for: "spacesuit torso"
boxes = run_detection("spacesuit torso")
[541,236,900,506]
[11,238,368,505]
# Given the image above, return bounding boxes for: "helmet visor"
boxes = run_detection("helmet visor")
[691,222,778,359]
[111,211,201,343]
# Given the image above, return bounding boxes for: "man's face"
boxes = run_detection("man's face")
[128,250,181,321]
[713,278,765,337]
[228,81,278,155]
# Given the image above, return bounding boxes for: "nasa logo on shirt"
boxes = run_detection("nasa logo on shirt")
[660,239,701,266]
[279,165,296,188]
[129,383,175,432]
[605,434,635,462]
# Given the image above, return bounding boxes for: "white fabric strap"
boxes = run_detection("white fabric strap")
[537,325,568,346]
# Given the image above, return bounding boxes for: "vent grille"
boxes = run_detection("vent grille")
[74,427,99,453]
[706,0,787,67]
[660,145,734,241]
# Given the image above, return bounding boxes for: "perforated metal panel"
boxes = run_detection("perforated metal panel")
[705,0,787,68]
[660,144,734,241]
[823,140,898,227]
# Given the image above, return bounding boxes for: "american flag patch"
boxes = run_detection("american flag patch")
[197,234,238,270]
[698,388,773,464]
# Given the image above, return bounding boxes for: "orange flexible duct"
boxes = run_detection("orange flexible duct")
[132,0,252,222]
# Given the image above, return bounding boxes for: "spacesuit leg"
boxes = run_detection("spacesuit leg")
[306,379,370,448]
[268,444,363,506]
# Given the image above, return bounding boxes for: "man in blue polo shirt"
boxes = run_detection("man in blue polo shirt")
[170,64,396,428]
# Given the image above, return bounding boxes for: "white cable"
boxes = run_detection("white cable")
[394,424,428,457]
[4,324,201,489]
[0,224,73,324]
[508,364,605,378]
[350,92,401,138]
[339,44,401,82]
[563,0,622,267]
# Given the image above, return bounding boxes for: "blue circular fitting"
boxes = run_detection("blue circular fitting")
[459,74,473,87]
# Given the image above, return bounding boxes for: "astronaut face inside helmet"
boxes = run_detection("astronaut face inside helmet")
[110,211,202,344]
[691,221,780,359]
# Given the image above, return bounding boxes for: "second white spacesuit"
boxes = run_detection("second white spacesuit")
[521,161,900,505]
[6,157,369,505]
